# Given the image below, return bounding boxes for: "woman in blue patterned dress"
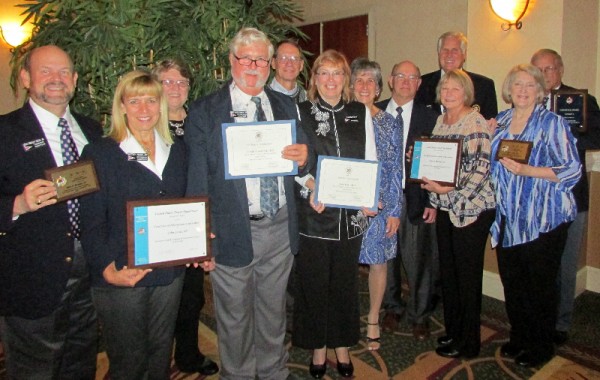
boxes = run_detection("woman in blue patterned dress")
[351,58,402,351]
[490,64,581,367]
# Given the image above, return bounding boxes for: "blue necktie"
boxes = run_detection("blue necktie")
[250,97,279,218]
[59,117,81,239]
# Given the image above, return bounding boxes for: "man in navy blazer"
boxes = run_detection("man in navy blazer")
[0,45,102,379]
[185,28,312,379]
[376,60,439,340]
[531,48,600,346]
[415,31,498,120]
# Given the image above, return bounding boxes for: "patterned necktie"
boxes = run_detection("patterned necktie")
[58,117,81,239]
[542,96,549,109]
[250,96,279,218]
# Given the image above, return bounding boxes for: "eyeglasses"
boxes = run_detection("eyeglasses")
[316,70,344,78]
[539,66,558,74]
[276,55,302,65]
[161,79,190,88]
[392,73,419,81]
[233,54,270,68]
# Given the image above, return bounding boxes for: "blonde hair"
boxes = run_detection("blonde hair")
[435,69,474,107]
[108,70,172,144]
[501,64,546,105]
[307,49,352,103]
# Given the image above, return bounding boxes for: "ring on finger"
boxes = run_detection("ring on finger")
[36,198,41,205]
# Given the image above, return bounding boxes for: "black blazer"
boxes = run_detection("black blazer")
[376,99,438,224]
[80,137,187,288]
[559,84,600,212]
[185,84,314,267]
[0,103,102,318]
[415,69,498,119]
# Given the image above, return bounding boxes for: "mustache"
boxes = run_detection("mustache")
[244,69,261,76]
[44,81,67,89]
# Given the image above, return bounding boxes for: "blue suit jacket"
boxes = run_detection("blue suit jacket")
[376,99,438,224]
[185,84,314,267]
[0,103,102,318]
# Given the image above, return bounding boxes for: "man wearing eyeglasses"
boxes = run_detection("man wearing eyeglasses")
[376,60,439,341]
[268,39,307,104]
[531,48,600,346]
[185,27,313,380]
[416,31,498,119]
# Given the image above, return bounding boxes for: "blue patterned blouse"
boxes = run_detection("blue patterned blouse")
[359,110,402,264]
[490,104,581,248]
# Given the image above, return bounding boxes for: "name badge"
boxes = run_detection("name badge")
[345,115,359,123]
[230,110,248,118]
[22,138,46,152]
[127,153,148,161]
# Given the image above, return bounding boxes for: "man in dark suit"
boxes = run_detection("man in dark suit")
[377,60,439,340]
[531,48,600,345]
[0,45,102,379]
[185,28,312,379]
[415,31,498,120]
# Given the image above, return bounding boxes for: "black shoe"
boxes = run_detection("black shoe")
[515,351,553,367]
[336,360,354,377]
[177,357,219,375]
[309,360,326,379]
[553,330,568,345]
[500,342,524,358]
[435,345,462,358]
[437,335,453,346]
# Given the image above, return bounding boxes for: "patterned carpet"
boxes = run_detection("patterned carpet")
[2,270,600,380]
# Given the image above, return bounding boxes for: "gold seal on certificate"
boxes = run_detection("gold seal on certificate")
[314,156,381,211]
[408,138,462,187]
[495,139,533,164]
[551,89,588,132]
[44,160,100,202]
[127,197,212,269]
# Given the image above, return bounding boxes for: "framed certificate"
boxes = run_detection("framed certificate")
[408,138,462,187]
[495,139,533,164]
[222,120,297,179]
[127,197,211,269]
[44,160,100,202]
[314,156,381,211]
[551,89,588,132]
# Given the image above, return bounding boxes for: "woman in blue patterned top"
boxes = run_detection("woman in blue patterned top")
[351,58,402,351]
[421,69,496,359]
[490,64,581,368]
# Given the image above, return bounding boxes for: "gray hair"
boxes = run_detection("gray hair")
[229,27,274,59]
[437,31,468,55]
[350,57,383,94]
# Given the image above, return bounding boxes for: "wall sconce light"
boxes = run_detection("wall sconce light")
[489,0,530,31]
[0,22,31,48]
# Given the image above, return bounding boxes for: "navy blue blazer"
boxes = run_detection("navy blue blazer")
[185,84,314,267]
[80,137,186,288]
[415,69,498,120]
[376,99,438,224]
[0,103,102,318]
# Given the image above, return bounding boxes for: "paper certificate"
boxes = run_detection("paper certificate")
[408,139,462,187]
[222,120,297,179]
[314,156,381,211]
[127,197,211,269]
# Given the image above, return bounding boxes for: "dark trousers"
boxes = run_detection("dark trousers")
[293,233,361,349]
[383,194,438,324]
[436,209,495,355]
[174,266,206,366]
[0,242,97,380]
[92,274,184,380]
[497,221,569,358]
